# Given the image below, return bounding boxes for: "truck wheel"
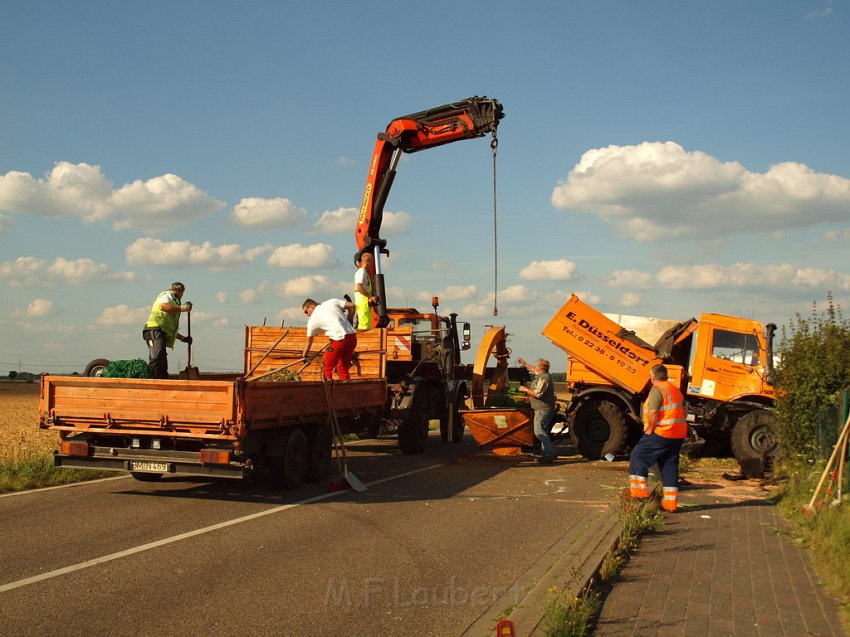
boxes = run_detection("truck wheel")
[130,472,162,482]
[399,388,430,454]
[570,400,628,460]
[363,413,383,439]
[306,424,333,482]
[282,428,309,489]
[731,409,778,477]
[84,358,110,377]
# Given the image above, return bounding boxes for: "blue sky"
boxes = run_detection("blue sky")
[1,1,848,374]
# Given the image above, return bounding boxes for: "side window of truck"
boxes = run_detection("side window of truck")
[711,329,760,365]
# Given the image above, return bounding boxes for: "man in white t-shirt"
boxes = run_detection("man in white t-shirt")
[301,298,357,380]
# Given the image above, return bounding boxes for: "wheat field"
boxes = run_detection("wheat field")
[0,382,58,463]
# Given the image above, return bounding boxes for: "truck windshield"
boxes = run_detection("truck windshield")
[711,329,760,365]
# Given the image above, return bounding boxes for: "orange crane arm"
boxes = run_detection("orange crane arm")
[354,96,504,326]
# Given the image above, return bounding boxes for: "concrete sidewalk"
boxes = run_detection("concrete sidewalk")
[594,475,847,636]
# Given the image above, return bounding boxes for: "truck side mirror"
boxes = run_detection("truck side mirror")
[462,323,471,350]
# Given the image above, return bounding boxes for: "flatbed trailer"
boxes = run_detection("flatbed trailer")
[39,326,387,489]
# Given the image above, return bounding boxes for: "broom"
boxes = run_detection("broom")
[322,378,367,492]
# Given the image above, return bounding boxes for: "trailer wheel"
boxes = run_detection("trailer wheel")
[399,387,430,454]
[281,428,309,489]
[130,472,162,482]
[570,399,628,460]
[84,358,111,377]
[306,424,333,482]
[731,409,778,477]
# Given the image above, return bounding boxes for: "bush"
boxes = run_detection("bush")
[773,293,850,467]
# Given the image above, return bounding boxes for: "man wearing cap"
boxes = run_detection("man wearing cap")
[301,297,357,380]
[142,282,193,379]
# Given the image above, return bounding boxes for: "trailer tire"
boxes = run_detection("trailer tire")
[399,387,430,454]
[282,428,309,489]
[731,409,778,477]
[130,472,162,482]
[84,358,111,377]
[306,424,333,482]
[570,399,628,460]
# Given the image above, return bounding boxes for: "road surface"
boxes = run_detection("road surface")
[0,433,623,636]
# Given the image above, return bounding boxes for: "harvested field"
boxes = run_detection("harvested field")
[0,382,58,463]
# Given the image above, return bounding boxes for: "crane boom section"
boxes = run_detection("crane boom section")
[355,96,504,256]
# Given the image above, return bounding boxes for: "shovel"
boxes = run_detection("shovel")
[179,309,201,380]
[322,378,367,492]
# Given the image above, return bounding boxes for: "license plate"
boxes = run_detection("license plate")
[128,461,169,473]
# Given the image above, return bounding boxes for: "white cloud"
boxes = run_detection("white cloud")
[240,289,257,303]
[266,243,338,268]
[551,142,850,240]
[0,162,225,232]
[110,174,225,232]
[607,269,655,289]
[11,298,55,318]
[655,263,850,290]
[519,259,577,281]
[382,211,413,235]
[90,304,149,327]
[312,207,411,237]
[230,197,307,229]
[216,291,228,304]
[313,207,356,234]
[276,274,335,298]
[619,292,642,307]
[0,256,139,287]
[126,237,270,270]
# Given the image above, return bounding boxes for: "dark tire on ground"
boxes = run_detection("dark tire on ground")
[731,409,778,477]
[280,427,309,489]
[570,399,629,460]
[84,358,111,377]
[306,423,333,482]
[130,472,162,482]
[399,387,431,454]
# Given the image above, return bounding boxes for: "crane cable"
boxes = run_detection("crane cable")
[491,131,499,317]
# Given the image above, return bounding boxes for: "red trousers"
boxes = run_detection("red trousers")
[323,333,357,380]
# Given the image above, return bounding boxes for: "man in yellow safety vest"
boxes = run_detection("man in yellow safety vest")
[142,282,193,379]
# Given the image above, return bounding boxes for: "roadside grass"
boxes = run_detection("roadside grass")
[773,460,850,627]
[1,383,113,493]
[0,453,115,494]
[541,488,664,636]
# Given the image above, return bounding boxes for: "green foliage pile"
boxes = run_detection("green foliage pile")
[256,368,301,382]
[103,359,149,379]
[773,293,850,465]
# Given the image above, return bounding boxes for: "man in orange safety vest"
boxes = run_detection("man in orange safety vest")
[629,364,688,511]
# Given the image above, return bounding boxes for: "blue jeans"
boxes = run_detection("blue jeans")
[534,406,556,458]
[629,433,684,488]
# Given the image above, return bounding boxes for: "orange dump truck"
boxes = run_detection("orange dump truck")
[542,295,778,469]
[39,326,387,489]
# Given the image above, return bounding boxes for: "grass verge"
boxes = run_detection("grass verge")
[541,488,664,636]
[774,460,850,628]
[0,453,116,494]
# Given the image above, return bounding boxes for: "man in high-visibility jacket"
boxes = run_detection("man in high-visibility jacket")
[629,364,688,511]
[142,282,193,379]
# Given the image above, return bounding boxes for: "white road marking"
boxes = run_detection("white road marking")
[0,464,442,593]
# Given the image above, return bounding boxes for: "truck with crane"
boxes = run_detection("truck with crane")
[44,96,508,485]
[543,295,778,473]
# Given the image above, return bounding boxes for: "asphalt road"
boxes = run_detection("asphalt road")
[0,433,624,636]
